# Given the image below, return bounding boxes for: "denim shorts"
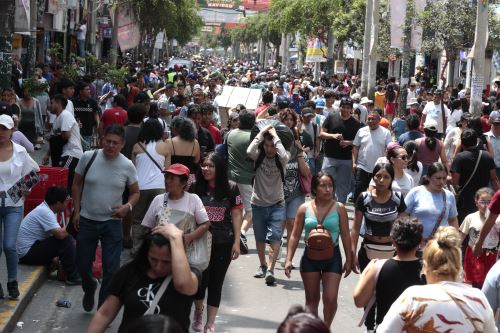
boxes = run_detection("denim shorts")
[251,203,285,243]
[300,245,342,274]
[285,195,305,220]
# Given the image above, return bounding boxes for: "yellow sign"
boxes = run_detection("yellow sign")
[305,38,326,63]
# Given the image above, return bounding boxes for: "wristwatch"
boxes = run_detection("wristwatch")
[126,202,133,212]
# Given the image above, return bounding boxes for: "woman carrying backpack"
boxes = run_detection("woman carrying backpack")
[284,172,351,327]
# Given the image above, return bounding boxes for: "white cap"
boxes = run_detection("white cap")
[0,114,14,129]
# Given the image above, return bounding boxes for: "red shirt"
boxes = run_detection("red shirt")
[481,115,491,133]
[101,107,128,129]
[255,104,269,118]
[204,124,222,145]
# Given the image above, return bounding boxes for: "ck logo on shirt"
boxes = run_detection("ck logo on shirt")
[138,283,160,314]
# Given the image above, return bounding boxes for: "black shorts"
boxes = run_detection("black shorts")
[300,245,342,274]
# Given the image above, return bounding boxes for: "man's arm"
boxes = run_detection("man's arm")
[352,145,359,173]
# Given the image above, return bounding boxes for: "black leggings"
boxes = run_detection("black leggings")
[195,243,232,307]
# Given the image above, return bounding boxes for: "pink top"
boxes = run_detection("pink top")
[416,137,443,165]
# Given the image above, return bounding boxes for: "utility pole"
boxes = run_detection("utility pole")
[470,0,488,116]
[361,0,373,96]
[25,0,37,77]
[0,0,15,88]
[109,3,119,67]
[399,0,413,116]
[367,0,380,99]
[325,27,335,77]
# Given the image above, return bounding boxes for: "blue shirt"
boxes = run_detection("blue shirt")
[405,186,458,238]
[398,130,424,146]
[482,260,500,331]
[304,203,340,245]
[290,96,305,114]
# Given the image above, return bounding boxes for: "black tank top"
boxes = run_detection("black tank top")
[170,139,197,172]
[375,258,425,324]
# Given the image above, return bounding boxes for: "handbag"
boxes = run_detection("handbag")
[455,150,482,199]
[299,172,312,194]
[363,243,394,260]
[159,193,211,271]
[66,150,99,238]
[138,142,164,171]
[306,201,336,261]
[143,275,172,315]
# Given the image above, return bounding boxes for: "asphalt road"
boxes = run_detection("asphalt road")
[15,143,365,333]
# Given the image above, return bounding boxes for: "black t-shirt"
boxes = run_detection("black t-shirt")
[322,114,361,159]
[108,264,201,333]
[451,148,496,213]
[121,125,141,160]
[375,259,425,324]
[355,191,406,237]
[198,181,242,244]
[73,97,100,136]
[198,127,214,153]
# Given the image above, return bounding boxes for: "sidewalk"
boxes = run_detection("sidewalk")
[0,256,47,333]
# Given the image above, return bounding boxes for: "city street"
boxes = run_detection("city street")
[14,199,363,333]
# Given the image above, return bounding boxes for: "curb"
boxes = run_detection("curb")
[0,266,47,333]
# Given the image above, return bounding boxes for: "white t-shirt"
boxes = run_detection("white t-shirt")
[53,110,83,159]
[378,281,497,333]
[141,192,209,229]
[77,24,87,41]
[423,101,451,134]
[447,109,463,134]
[460,211,500,249]
[370,157,415,196]
[66,100,75,116]
[17,202,60,257]
[353,126,392,173]
[405,161,423,186]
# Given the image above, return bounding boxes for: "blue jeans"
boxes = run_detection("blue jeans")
[307,158,316,176]
[76,217,122,307]
[78,39,85,57]
[251,203,285,243]
[322,158,352,203]
[0,206,23,281]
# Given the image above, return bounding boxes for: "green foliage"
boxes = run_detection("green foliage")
[331,0,366,47]
[199,32,219,49]
[417,0,475,58]
[218,24,233,51]
[107,67,129,88]
[131,0,203,46]
[22,77,48,94]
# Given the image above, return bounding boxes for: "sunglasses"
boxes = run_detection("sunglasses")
[397,155,409,160]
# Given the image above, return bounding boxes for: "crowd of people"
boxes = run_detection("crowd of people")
[2,55,500,332]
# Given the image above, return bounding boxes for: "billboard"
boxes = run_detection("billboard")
[242,0,270,11]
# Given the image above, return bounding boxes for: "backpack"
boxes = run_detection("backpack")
[307,201,336,261]
[253,150,285,184]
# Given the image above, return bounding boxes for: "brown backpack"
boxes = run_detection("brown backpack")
[306,201,336,261]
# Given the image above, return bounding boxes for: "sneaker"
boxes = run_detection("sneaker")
[253,265,267,278]
[192,307,204,332]
[82,278,98,312]
[7,281,19,299]
[0,283,4,299]
[34,144,41,150]
[239,234,248,255]
[265,270,276,285]
[204,323,215,333]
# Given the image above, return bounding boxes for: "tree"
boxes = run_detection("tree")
[417,0,476,87]
[218,24,233,55]
[0,0,15,88]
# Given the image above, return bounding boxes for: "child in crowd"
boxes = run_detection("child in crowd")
[460,187,499,288]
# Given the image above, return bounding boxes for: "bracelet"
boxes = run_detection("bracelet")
[126,202,133,212]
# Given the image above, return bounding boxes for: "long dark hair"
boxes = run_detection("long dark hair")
[424,128,437,150]
[194,152,231,201]
[403,140,420,173]
[138,118,163,144]
[277,305,330,333]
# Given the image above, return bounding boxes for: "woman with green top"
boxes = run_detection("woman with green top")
[284,172,351,327]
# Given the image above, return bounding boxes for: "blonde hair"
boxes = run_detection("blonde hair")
[423,226,462,280]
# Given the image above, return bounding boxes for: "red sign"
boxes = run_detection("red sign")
[242,0,270,12]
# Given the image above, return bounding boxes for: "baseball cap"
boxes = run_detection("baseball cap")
[276,96,290,108]
[134,91,150,104]
[315,99,326,109]
[0,114,14,129]
[492,116,500,125]
[351,93,361,102]
[229,112,239,121]
[0,102,13,116]
[164,163,190,176]
[424,119,438,131]
[302,107,314,117]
